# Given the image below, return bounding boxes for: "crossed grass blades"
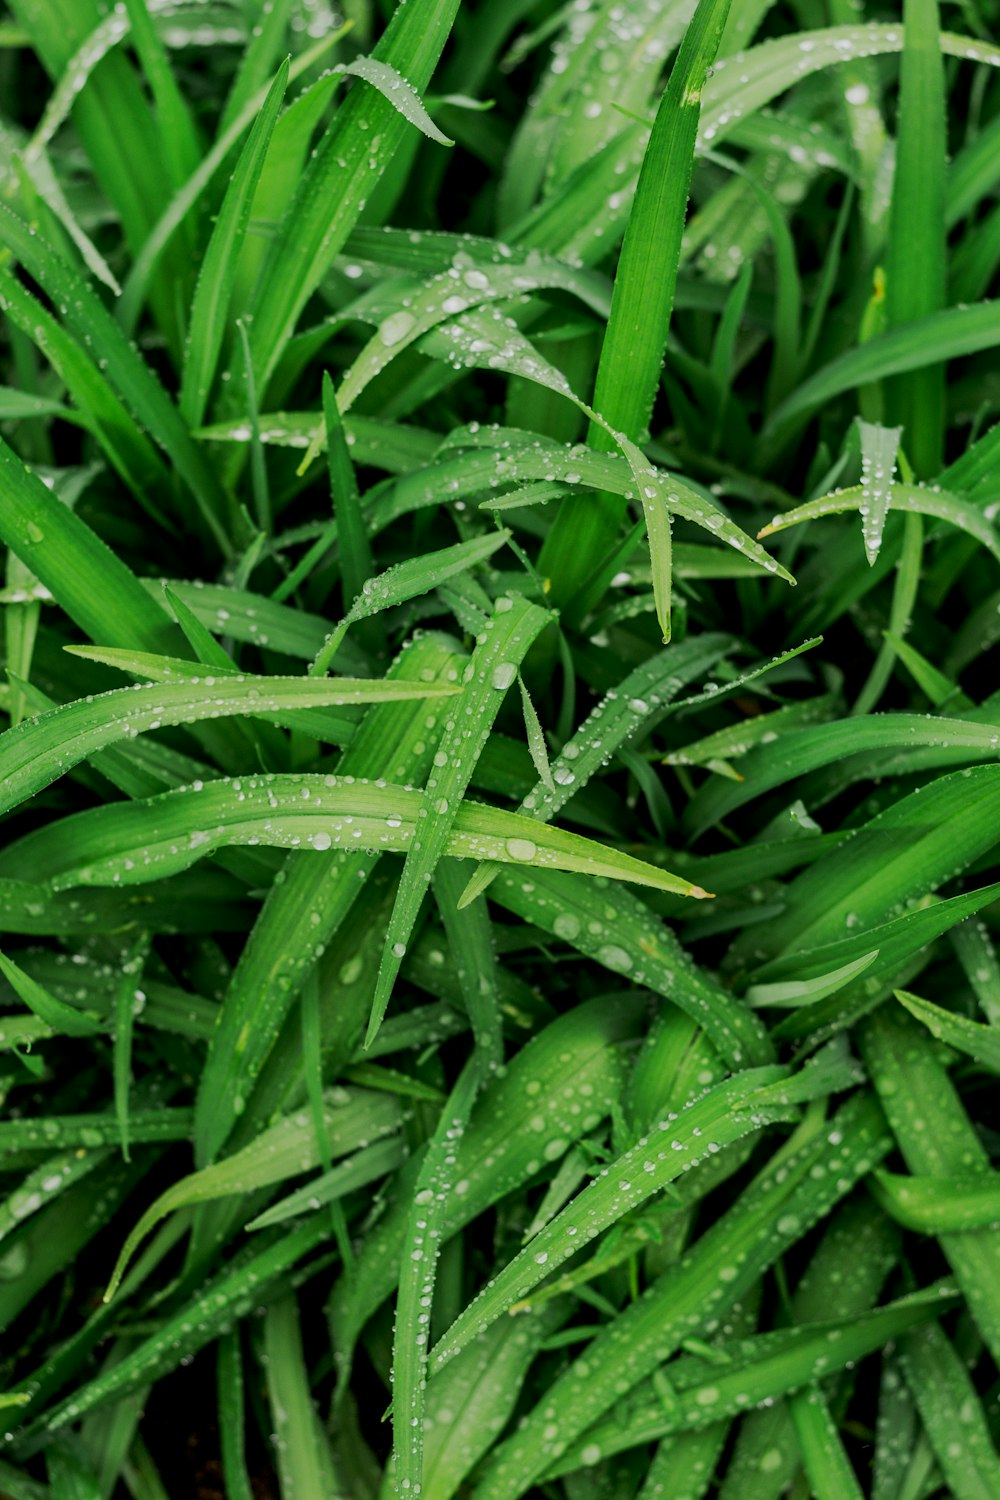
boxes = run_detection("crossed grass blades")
[0,0,999,1494]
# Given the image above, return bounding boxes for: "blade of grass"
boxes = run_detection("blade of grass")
[537,0,734,618]
[179,59,289,429]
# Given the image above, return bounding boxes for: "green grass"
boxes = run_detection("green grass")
[0,0,999,1495]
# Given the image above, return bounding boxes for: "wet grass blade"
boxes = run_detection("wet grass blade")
[365,594,550,1044]
[861,1006,1000,1365]
[883,0,946,477]
[179,60,289,429]
[538,0,734,612]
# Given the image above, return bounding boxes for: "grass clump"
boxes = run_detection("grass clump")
[0,0,999,1495]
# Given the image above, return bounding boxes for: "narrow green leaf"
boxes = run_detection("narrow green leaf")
[900,1320,1000,1500]
[0,949,102,1037]
[895,987,1000,1072]
[106,1088,401,1300]
[0,672,457,818]
[0,438,177,654]
[857,419,903,564]
[538,0,734,613]
[758,482,1000,565]
[216,1333,254,1500]
[428,1065,789,1377]
[264,1297,342,1496]
[179,59,289,428]
[861,1006,1000,1365]
[873,1170,1000,1233]
[366,594,551,1044]
[336,55,454,145]
[883,0,946,477]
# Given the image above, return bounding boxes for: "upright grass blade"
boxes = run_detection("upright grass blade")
[883,0,946,477]
[537,0,733,616]
[120,0,201,189]
[321,371,376,635]
[861,1007,1000,1365]
[237,0,463,397]
[216,1333,254,1500]
[365,593,551,1045]
[0,203,233,553]
[392,1060,480,1499]
[179,59,289,429]
[117,30,347,330]
[264,1297,343,1496]
[899,1321,1000,1500]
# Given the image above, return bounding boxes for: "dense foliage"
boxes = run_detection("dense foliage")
[0,0,999,1495]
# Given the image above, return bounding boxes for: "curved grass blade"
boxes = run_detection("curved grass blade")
[861,1006,1000,1365]
[894,987,1000,1072]
[873,1170,1000,1233]
[336,55,454,145]
[0,438,177,654]
[0,949,102,1037]
[758,482,1000,565]
[322,253,610,435]
[25,8,131,155]
[427,1064,789,1377]
[490,864,771,1067]
[106,1088,400,1300]
[766,300,1000,445]
[0,673,460,818]
[700,26,1000,151]
[0,773,710,900]
[378,427,791,584]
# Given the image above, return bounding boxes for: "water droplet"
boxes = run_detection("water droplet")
[379,311,416,346]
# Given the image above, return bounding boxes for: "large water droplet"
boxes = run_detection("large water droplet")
[379,311,416,347]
